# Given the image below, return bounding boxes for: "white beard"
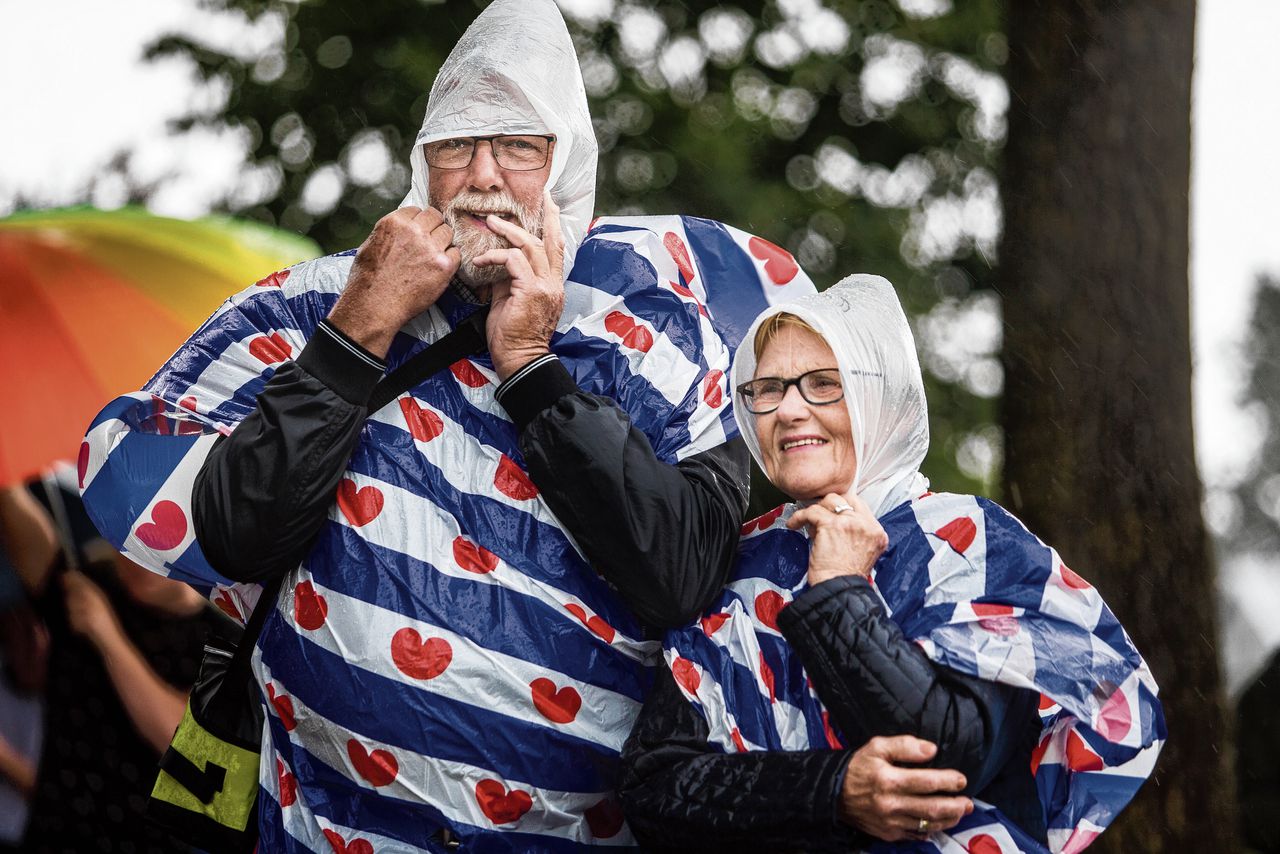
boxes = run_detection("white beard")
[437,189,543,296]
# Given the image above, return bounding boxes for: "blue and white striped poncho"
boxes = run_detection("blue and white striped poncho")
[664,493,1166,854]
[78,215,815,851]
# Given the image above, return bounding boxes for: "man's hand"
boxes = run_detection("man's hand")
[838,736,972,841]
[63,570,122,649]
[786,492,888,587]
[328,206,461,358]
[473,190,566,381]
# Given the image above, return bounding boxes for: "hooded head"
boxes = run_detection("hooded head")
[732,274,930,518]
[401,0,597,287]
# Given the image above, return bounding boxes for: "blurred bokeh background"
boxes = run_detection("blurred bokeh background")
[0,1,1276,851]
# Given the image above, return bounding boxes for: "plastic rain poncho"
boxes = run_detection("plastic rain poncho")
[665,275,1166,853]
[75,3,819,837]
[401,0,597,271]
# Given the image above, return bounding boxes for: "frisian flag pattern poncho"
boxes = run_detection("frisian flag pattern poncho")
[78,215,814,851]
[665,495,1166,854]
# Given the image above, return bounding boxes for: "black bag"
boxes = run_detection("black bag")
[147,306,490,851]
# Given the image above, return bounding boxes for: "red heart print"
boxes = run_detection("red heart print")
[135,500,188,551]
[178,395,197,411]
[530,677,582,724]
[399,398,444,442]
[758,651,776,703]
[584,797,625,839]
[1095,687,1133,742]
[1029,732,1052,775]
[1039,693,1058,712]
[671,657,701,695]
[700,613,729,636]
[603,311,653,353]
[213,589,241,622]
[936,517,977,554]
[77,441,90,489]
[754,590,785,631]
[450,358,489,388]
[495,455,539,501]
[741,506,784,535]
[250,332,293,364]
[391,628,452,680]
[266,683,297,731]
[663,232,697,284]
[564,604,615,644]
[966,834,1002,854]
[347,740,399,787]
[1060,563,1091,590]
[337,480,384,527]
[294,581,328,631]
[1064,729,1104,772]
[972,602,1018,635]
[1061,827,1101,854]
[730,727,747,752]
[255,269,290,288]
[452,536,499,574]
[475,779,533,825]
[747,236,799,285]
[822,710,842,749]
[603,310,634,338]
[702,370,724,408]
[588,216,601,233]
[276,757,297,807]
[322,829,374,854]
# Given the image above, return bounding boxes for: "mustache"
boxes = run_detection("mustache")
[444,191,527,221]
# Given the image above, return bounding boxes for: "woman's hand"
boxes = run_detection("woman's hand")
[838,736,972,841]
[786,492,888,586]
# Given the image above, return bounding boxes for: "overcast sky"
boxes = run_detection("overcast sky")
[1,0,1276,493]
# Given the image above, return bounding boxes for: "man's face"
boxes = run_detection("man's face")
[427,137,555,294]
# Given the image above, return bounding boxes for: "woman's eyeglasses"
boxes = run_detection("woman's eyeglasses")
[423,135,554,171]
[736,369,844,414]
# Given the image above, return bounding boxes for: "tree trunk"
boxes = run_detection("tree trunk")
[998,2,1237,852]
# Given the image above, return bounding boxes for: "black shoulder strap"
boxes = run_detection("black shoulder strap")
[366,306,490,413]
[226,305,491,679]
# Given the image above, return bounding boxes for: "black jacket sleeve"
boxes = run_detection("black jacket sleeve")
[619,665,867,853]
[776,575,1037,797]
[498,356,750,628]
[193,321,383,583]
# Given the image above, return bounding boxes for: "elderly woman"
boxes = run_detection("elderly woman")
[619,276,1163,852]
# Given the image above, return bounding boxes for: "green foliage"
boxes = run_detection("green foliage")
[149,0,1005,503]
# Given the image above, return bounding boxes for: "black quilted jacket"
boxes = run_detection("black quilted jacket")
[619,575,1047,851]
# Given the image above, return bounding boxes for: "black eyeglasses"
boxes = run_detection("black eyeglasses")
[736,369,845,414]
[423,135,555,171]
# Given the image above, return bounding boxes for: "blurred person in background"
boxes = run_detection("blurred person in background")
[1238,649,1280,852]
[0,478,224,854]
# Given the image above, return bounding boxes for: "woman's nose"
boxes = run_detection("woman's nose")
[773,383,810,420]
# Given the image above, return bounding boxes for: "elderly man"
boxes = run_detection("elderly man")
[79,1,962,849]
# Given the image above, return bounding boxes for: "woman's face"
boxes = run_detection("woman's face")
[753,325,857,500]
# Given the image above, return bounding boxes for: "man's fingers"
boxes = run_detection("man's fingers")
[542,190,565,281]
[471,247,535,282]
[866,734,938,764]
[486,215,550,279]
[412,205,445,231]
[882,765,968,795]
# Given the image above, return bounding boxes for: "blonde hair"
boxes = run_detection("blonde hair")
[752,312,819,361]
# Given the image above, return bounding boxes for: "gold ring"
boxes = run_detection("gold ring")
[917,818,929,834]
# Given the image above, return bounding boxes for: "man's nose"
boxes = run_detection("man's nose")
[465,140,504,193]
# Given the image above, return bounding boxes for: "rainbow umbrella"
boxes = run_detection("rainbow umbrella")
[0,206,321,486]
